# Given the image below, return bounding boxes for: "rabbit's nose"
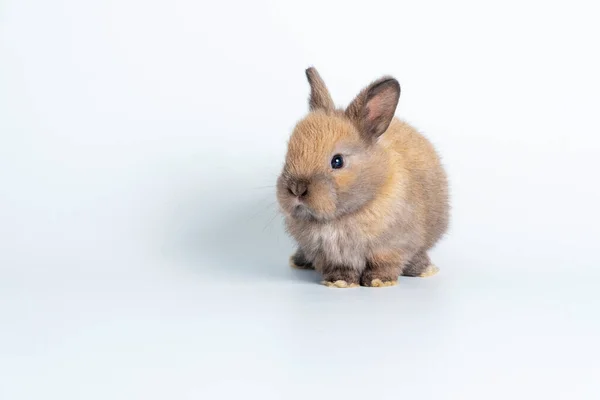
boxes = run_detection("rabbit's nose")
[288,180,309,198]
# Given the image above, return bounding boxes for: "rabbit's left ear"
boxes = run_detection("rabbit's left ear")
[305,67,335,112]
[346,77,400,142]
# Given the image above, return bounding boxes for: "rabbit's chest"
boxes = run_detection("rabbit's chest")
[309,223,367,266]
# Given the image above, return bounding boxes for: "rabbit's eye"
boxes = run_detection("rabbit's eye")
[331,154,344,169]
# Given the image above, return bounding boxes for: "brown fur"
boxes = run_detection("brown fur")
[306,68,335,111]
[277,67,449,288]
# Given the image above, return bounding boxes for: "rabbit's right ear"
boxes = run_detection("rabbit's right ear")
[305,67,335,112]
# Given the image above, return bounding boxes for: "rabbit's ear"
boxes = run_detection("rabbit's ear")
[305,67,335,112]
[346,77,400,142]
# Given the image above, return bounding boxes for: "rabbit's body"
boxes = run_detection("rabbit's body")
[277,68,449,287]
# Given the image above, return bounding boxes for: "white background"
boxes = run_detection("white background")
[1,0,599,399]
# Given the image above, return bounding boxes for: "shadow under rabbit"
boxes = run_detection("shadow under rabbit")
[167,196,320,284]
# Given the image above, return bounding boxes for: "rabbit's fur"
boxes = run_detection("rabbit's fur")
[276,67,449,287]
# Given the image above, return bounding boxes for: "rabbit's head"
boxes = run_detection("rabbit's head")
[277,67,401,222]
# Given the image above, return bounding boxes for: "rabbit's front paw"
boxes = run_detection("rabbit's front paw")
[364,278,398,287]
[321,280,359,288]
[360,271,399,288]
[321,266,360,288]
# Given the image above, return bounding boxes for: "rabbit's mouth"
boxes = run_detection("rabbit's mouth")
[291,204,332,222]
[292,204,314,220]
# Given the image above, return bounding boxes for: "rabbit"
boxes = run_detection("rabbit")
[276,67,449,288]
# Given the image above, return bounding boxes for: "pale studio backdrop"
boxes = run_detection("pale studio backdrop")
[1,1,599,399]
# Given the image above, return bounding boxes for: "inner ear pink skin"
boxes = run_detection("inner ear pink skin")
[367,97,385,122]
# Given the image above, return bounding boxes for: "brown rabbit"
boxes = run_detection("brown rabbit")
[276,67,449,288]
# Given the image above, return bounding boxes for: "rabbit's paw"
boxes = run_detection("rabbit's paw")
[321,280,359,288]
[289,250,314,270]
[367,278,398,287]
[419,265,439,278]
